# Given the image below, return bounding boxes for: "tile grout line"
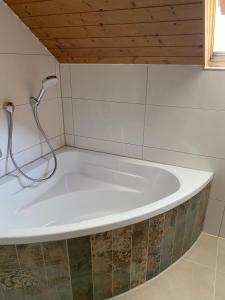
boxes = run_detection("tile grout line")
[40,243,50,291]
[65,240,74,300]
[90,236,95,300]
[74,134,142,147]
[55,61,65,140]
[60,97,225,113]
[180,204,188,259]
[59,64,66,138]
[212,237,220,300]
[71,97,146,106]
[218,205,225,237]
[129,225,133,289]
[145,219,150,281]
[14,245,26,296]
[171,209,179,263]
[141,65,148,159]
[148,103,225,112]
[69,65,76,146]
[143,145,225,162]
[182,257,217,271]
[111,231,113,297]
[159,214,166,272]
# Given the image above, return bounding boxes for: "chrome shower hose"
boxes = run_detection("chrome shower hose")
[5,102,57,182]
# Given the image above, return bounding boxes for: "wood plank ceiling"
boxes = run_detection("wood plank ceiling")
[5,0,204,64]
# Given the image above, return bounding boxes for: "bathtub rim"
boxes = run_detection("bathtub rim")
[0,147,213,245]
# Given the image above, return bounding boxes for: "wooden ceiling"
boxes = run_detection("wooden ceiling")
[5,0,204,64]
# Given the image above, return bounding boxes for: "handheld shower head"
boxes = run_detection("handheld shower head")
[42,75,58,90]
[34,75,58,105]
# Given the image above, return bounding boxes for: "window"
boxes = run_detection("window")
[205,0,225,68]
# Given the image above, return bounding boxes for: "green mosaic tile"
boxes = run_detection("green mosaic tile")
[0,288,5,300]
[0,245,24,300]
[200,186,210,231]
[93,273,112,300]
[193,187,210,243]
[112,226,131,296]
[16,243,47,300]
[182,196,198,253]
[191,191,205,244]
[160,209,177,272]
[147,214,164,280]
[172,203,188,262]
[205,183,211,201]
[42,240,72,300]
[131,220,149,288]
[68,236,93,300]
[91,232,112,300]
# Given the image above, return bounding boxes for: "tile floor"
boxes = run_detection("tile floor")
[113,233,225,300]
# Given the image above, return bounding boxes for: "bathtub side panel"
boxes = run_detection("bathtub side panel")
[0,183,211,300]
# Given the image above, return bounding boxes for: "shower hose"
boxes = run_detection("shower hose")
[5,102,57,182]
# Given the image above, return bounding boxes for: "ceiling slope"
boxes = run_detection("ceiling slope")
[5,0,204,64]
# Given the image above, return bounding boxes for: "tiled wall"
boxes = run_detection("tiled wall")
[0,184,209,300]
[61,63,225,238]
[0,2,64,176]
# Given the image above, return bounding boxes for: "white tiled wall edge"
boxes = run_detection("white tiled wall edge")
[61,63,225,238]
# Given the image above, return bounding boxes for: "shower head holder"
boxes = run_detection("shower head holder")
[3,102,15,114]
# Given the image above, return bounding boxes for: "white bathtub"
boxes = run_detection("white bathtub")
[0,147,213,245]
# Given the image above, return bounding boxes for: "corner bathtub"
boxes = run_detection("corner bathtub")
[0,147,213,300]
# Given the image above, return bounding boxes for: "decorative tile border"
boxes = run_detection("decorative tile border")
[0,184,210,300]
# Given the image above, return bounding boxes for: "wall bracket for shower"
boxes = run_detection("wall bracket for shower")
[3,102,15,113]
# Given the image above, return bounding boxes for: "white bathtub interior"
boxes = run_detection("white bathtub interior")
[0,147,212,244]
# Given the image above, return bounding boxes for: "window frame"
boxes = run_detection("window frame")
[205,0,225,68]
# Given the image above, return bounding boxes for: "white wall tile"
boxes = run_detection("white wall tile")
[55,60,62,98]
[0,135,63,176]
[204,199,225,236]
[0,54,57,107]
[0,2,49,55]
[60,64,71,98]
[60,134,65,146]
[65,134,75,146]
[147,65,225,110]
[0,143,42,177]
[0,100,62,162]
[41,135,64,155]
[75,135,142,159]
[58,98,64,135]
[62,98,74,134]
[73,99,145,145]
[38,99,60,140]
[0,104,40,158]
[70,64,147,103]
[144,105,225,159]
